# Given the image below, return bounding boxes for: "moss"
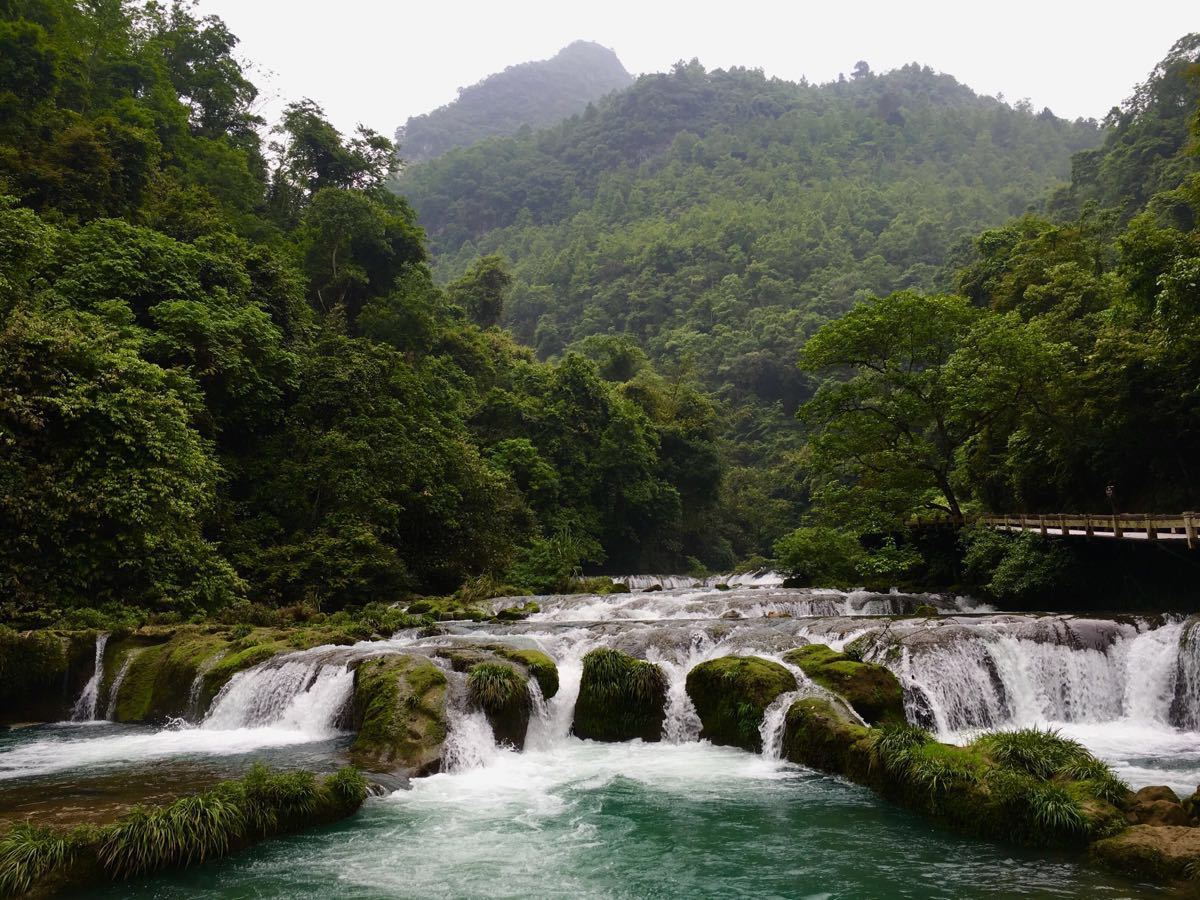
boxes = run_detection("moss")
[685,656,796,751]
[467,662,530,748]
[199,634,291,710]
[495,602,539,621]
[782,707,1127,850]
[0,765,367,895]
[783,644,905,725]
[0,628,72,723]
[488,647,559,699]
[1090,825,1200,883]
[350,655,448,775]
[572,648,668,742]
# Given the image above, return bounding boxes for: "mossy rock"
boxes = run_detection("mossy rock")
[350,655,448,775]
[488,647,559,699]
[783,644,905,725]
[573,648,667,742]
[685,656,796,751]
[495,602,540,621]
[783,706,1127,849]
[783,697,873,776]
[1090,825,1200,882]
[0,628,79,723]
[108,630,231,723]
[467,662,530,749]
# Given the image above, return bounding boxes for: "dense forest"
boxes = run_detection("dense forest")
[397,61,1104,556]
[0,1,720,625]
[2,0,1197,624]
[781,35,1200,596]
[395,41,633,163]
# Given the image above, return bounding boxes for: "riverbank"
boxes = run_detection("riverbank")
[3,583,1199,894]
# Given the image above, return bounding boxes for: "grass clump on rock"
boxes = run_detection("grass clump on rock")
[782,699,1127,849]
[685,656,796,751]
[573,648,668,742]
[488,647,559,699]
[467,662,531,749]
[783,644,905,725]
[0,765,367,897]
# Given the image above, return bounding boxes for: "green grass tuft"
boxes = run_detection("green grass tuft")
[0,824,78,897]
[467,663,529,717]
[99,793,245,878]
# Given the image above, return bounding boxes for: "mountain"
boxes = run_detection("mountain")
[395,61,1104,552]
[396,41,633,162]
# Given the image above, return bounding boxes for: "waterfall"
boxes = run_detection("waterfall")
[442,707,499,771]
[103,651,138,721]
[186,651,226,721]
[877,619,1196,737]
[70,633,109,722]
[202,657,354,735]
[758,690,800,760]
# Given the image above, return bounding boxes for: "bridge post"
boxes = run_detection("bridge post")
[1039,515,1047,537]
[1113,515,1123,539]
[1084,515,1094,538]
[1146,514,1156,541]
[1186,513,1197,551]
[1060,515,1070,537]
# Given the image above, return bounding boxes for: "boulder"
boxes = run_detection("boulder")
[350,655,448,775]
[1125,786,1190,827]
[466,661,530,749]
[572,648,667,742]
[1091,825,1200,882]
[783,644,905,725]
[685,656,796,751]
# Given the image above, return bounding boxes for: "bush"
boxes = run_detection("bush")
[960,528,1072,602]
[772,527,864,586]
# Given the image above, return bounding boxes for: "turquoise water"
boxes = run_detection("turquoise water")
[100,740,1158,899]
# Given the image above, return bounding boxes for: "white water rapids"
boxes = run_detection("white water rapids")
[3,585,1198,796]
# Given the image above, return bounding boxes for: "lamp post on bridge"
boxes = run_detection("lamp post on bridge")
[1106,484,1121,539]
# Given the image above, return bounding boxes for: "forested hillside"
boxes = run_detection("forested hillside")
[0,2,721,625]
[782,35,1200,597]
[398,62,1103,554]
[396,41,633,163]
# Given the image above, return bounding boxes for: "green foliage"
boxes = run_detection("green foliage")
[960,528,1072,602]
[397,41,633,162]
[773,527,864,586]
[0,764,368,894]
[573,648,668,742]
[467,662,529,717]
[798,37,1200,536]
[0,824,77,897]
[398,61,1102,558]
[99,793,245,878]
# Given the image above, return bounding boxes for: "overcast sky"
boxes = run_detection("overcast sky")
[197,0,1197,137]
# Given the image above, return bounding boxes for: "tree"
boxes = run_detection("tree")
[446,254,512,328]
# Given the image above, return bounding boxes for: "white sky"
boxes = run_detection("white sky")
[196,0,1198,137]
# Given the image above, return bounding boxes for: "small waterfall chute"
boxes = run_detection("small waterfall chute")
[70,633,109,722]
[103,650,139,721]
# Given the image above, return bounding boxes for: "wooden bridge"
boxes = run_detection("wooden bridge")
[912,513,1199,550]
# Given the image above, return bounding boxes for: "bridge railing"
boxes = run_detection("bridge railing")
[911,512,1198,549]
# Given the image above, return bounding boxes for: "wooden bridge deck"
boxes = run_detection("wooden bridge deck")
[913,513,1199,549]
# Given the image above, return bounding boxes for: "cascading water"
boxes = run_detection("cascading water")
[877,619,1194,734]
[202,657,355,736]
[70,633,109,722]
[186,650,226,720]
[103,650,138,720]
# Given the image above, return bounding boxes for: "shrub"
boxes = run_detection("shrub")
[773,526,864,586]
[0,825,78,896]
